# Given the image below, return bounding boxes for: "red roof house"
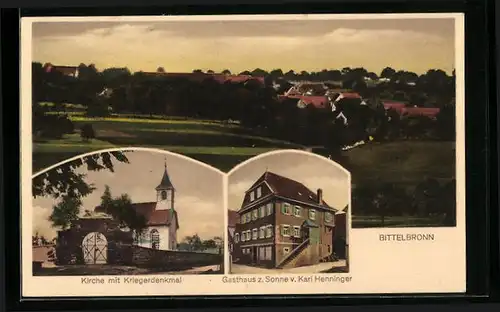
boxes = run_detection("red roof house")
[401,107,441,118]
[382,101,407,113]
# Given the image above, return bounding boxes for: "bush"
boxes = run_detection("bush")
[80,123,96,142]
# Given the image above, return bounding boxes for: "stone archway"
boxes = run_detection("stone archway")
[82,232,108,264]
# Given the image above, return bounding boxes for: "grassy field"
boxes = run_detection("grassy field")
[351,215,448,228]
[32,115,304,173]
[341,141,455,187]
[32,114,455,228]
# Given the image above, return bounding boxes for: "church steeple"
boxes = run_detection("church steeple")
[156,158,174,191]
[155,158,175,211]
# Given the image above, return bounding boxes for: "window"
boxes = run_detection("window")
[252,229,258,240]
[294,206,301,217]
[161,191,167,200]
[327,245,331,253]
[252,209,258,221]
[259,206,265,218]
[241,231,246,242]
[309,209,316,220]
[240,215,246,224]
[325,212,333,222]
[150,229,160,250]
[258,247,265,260]
[259,246,272,260]
[250,191,255,202]
[281,225,290,237]
[259,226,266,239]
[266,225,273,238]
[282,203,291,215]
[256,187,262,198]
[235,233,239,243]
[293,226,301,237]
[246,213,251,223]
[266,203,273,215]
[283,247,291,254]
[265,246,272,260]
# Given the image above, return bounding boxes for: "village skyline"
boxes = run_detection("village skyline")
[32,17,455,75]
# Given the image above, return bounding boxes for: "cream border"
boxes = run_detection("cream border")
[21,13,466,297]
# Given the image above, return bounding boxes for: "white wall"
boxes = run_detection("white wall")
[134,226,171,250]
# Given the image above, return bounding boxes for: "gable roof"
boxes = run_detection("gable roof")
[156,163,174,191]
[335,92,362,100]
[382,101,407,113]
[401,107,440,118]
[298,96,330,109]
[245,171,334,210]
[45,64,79,76]
[228,210,240,228]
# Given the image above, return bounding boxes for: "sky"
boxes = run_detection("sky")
[31,16,456,75]
[228,151,350,213]
[32,150,224,241]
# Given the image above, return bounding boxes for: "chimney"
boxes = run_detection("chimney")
[317,188,323,205]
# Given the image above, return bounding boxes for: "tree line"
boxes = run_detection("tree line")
[352,178,456,227]
[32,62,456,150]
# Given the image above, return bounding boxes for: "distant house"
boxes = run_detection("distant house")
[401,107,441,119]
[284,82,327,97]
[382,101,407,114]
[43,63,79,78]
[382,101,440,119]
[142,71,264,85]
[296,95,330,109]
[232,171,347,269]
[95,161,179,251]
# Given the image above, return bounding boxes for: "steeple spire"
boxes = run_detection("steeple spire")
[156,158,174,191]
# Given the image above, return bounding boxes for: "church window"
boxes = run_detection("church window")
[161,191,167,200]
[150,229,160,250]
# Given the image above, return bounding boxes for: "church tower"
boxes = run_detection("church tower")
[155,159,175,211]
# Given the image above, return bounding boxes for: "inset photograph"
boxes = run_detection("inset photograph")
[31,149,224,276]
[227,150,349,274]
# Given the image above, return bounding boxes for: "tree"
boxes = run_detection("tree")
[49,195,83,230]
[202,239,217,249]
[80,123,96,142]
[99,189,147,232]
[33,151,130,199]
[380,67,396,79]
[222,69,231,75]
[184,234,203,251]
[157,67,165,73]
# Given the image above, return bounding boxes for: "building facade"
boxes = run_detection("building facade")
[232,171,346,269]
[95,161,179,251]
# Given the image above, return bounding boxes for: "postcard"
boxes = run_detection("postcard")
[21,13,465,297]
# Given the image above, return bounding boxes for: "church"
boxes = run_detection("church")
[132,161,179,250]
[95,161,180,251]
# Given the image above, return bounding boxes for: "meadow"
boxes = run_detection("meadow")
[32,113,455,228]
[33,114,304,173]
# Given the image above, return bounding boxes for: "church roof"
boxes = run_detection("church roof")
[94,202,179,228]
[156,162,174,191]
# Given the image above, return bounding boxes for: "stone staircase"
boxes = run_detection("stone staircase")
[276,238,310,269]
